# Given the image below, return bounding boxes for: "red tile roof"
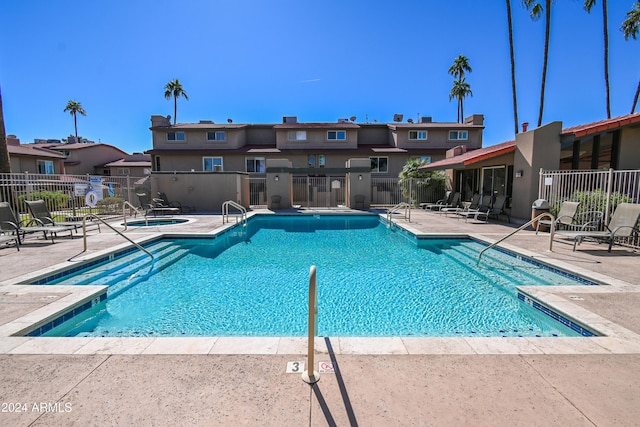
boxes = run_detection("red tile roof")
[562,113,640,138]
[419,140,516,170]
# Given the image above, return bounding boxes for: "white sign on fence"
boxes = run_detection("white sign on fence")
[544,177,553,186]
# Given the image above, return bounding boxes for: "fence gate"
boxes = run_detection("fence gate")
[292,176,346,208]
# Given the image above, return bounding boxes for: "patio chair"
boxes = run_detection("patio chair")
[24,199,93,233]
[456,194,492,222]
[157,192,195,213]
[535,201,580,234]
[441,193,480,216]
[0,233,19,251]
[427,192,462,211]
[555,203,640,252]
[0,202,73,244]
[420,191,452,210]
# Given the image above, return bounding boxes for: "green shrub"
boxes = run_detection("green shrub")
[570,189,632,215]
[96,196,124,214]
[19,191,69,210]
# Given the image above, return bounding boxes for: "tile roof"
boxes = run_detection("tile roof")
[8,144,66,159]
[419,140,516,170]
[562,113,640,138]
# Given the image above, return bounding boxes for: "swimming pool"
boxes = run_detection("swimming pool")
[34,214,596,338]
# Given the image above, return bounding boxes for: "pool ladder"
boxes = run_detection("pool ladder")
[387,202,411,226]
[122,201,148,231]
[222,200,247,226]
[477,212,555,265]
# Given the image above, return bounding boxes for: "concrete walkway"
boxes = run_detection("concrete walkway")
[1,210,639,426]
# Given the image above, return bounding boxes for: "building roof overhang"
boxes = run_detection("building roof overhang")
[419,140,516,171]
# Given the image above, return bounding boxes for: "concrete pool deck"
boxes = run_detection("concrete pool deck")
[1,209,639,425]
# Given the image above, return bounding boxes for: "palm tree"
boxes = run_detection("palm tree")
[621,1,640,113]
[523,0,552,127]
[164,79,189,125]
[0,86,11,173]
[584,0,611,118]
[506,0,519,135]
[63,100,86,141]
[448,55,473,123]
[449,79,473,123]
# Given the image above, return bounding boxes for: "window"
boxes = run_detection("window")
[246,157,265,173]
[308,154,326,168]
[327,131,346,141]
[203,157,223,171]
[154,156,161,171]
[207,131,226,141]
[409,131,428,140]
[370,157,388,173]
[288,131,307,141]
[420,156,432,163]
[167,132,186,141]
[449,130,468,141]
[117,168,130,175]
[37,160,54,174]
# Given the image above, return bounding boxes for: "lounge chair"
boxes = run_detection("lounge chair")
[24,199,96,233]
[535,201,580,234]
[427,192,461,211]
[0,234,19,251]
[555,202,640,252]
[420,191,452,210]
[441,193,480,216]
[456,194,492,222]
[0,202,74,244]
[157,192,195,213]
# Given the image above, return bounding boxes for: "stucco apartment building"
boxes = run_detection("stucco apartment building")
[146,114,485,177]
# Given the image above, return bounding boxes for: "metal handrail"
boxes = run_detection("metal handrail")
[82,214,154,261]
[477,212,556,265]
[387,202,411,223]
[122,201,147,231]
[222,200,247,226]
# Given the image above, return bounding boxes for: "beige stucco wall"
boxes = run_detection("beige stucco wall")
[266,159,293,209]
[275,129,358,150]
[9,156,64,174]
[618,126,640,169]
[346,158,371,209]
[512,121,562,219]
[153,128,246,150]
[150,172,249,213]
[395,128,483,149]
[64,146,127,175]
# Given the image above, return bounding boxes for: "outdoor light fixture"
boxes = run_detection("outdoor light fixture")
[515,170,523,178]
[358,174,363,180]
[274,175,279,182]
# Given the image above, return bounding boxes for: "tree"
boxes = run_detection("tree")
[398,158,445,203]
[506,0,519,135]
[523,0,552,127]
[448,55,473,123]
[164,79,189,125]
[0,86,11,173]
[449,79,473,122]
[584,0,611,118]
[621,1,640,113]
[63,100,86,141]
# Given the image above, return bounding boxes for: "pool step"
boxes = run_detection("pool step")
[51,241,183,286]
[106,247,192,298]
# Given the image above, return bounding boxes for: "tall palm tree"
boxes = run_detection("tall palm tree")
[584,0,611,118]
[164,79,189,125]
[523,0,552,127]
[0,86,11,173]
[449,79,473,123]
[448,55,473,123]
[506,0,519,135]
[63,100,86,141]
[621,1,640,113]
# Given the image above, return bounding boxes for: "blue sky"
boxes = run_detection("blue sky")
[1,0,638,154]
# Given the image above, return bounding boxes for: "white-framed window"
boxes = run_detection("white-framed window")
[117,168,130,175]
[37,160,54,174]
[327,130,346,141]
[288,130,307,141]
[167,131,186,141]
[246,157,265,173]
[207,131,226,141]
[449,130,468,141]
[409,130,428,140]
[308,154,326,168]
[203,157,223,171]
[370,157,388,173]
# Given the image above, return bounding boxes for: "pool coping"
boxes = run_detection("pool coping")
[1,214,639,355]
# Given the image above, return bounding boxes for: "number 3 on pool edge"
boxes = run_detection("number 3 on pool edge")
[291,362,300,372]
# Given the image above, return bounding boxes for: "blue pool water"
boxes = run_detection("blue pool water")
[40,215,593,338]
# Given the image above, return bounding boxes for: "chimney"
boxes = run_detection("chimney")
[522,122,529,132]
